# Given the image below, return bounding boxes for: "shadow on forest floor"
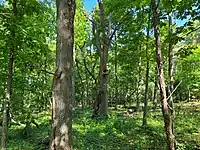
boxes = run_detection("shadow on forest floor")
[0,101,200,150]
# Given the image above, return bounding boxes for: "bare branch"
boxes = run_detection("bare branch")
[40,69,54,75]
[167,80,182,101]
[83,57,97,85]
[186,26,200,35]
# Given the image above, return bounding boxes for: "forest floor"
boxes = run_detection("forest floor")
[1,101,200,150]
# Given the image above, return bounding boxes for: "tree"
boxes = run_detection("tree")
[90,0,115,116]
[142,7,151,126]
[50,0,75,149]
[152,0,174,149]
[1,0,17,149]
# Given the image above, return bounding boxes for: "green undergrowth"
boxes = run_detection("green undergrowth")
[0,102,200,150]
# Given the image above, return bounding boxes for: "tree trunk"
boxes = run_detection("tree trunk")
[153,66,158,109]
[152,0,175,149]
[188,85,190,101]
[168,12,175,138]
[98,0,109,116]
[76,59,85,108]
[1,0,17,149]
[136,45,142,112]
[50,0,75,149]
[1,45,14,150]
[114,33,118,109]
[143,10,150,126]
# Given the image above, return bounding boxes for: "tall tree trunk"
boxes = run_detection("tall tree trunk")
[152,0,175,149]
[143,10,150,126]
[98,0,109,116]
[50,0,75,149]
[168,11,175,137]
[1,0,17,149]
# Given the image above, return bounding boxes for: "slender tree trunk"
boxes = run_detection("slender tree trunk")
[50,0,75,149]
[1,1,17,149]
[188,85,190,102]
[153,66,158,109]
[114,33,118,109]
[168,12,175,138]
[1,45,14,150]
[143,10,150,126]
[136,45,142,112]
[76,59,85,108]
[152,0,174,149]
[86,70,89,106]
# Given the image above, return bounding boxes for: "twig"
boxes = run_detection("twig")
[40,69,54,75]
[83,58,97,85]
[186,26,200,35]
[167,80,182,101]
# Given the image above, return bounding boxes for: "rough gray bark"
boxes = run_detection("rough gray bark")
[50,0,75,149]
[152,0,175,149]
[1,0,17,149]
[143,10,150,126]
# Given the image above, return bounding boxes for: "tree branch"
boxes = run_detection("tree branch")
[40,69,54,75]
[83,57,97,85]
[167,80,182,101]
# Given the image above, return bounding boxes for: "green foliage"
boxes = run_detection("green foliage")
[1,103,200,149]
[0,0,200,149]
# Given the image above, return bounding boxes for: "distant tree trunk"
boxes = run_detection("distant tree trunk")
[1,0,17,149]
[1,42,14,150]
[76,59,85,108]
[152,0,175,149]
[187,85,190,102]
[114,33,118,109]
[143,10,150,126]
[167,12,175,137]
[153,66,158,109]
[136,45,142,112]
[50,0,75,149]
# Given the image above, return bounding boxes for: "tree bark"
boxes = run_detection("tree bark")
[152,0,175,149]
[143,10,150,126]
[98,0,109,116]
[168,11,175,137]
[1,0,17,149]
[50,0,75,149]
